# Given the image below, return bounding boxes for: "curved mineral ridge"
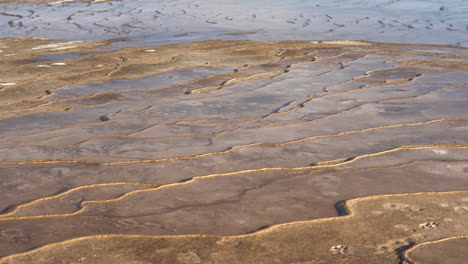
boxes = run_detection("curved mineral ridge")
[0,37,467,262]
[406,236,468,264]
[2,191,468,264]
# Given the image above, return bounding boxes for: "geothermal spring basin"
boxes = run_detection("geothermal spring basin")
[0,0,467,263]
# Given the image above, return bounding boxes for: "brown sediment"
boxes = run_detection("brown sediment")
[2,191,468,264]
[1,38,467,118]
[0,38,467,262]
[0,150,467,256]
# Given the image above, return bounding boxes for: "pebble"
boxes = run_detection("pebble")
[144,49,156,53]
[51,62,67,66]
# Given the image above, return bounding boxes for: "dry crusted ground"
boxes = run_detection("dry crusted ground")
[0,38,467,263]
[2,191,468,264]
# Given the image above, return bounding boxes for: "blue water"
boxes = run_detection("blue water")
[0,0,467,46]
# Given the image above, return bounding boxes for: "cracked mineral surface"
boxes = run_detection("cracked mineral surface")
[0,1,467,264]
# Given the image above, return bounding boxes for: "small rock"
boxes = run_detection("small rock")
[144,49,156,53]
[330,245,348,254]
[51,62,67,66]
[419,222,439,229]
[99,115,110,122]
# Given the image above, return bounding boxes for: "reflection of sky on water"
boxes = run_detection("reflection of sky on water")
[0,0,467,46]
[32,53,86,62]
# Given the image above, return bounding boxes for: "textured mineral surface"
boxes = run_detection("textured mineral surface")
[0,0,467,263]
